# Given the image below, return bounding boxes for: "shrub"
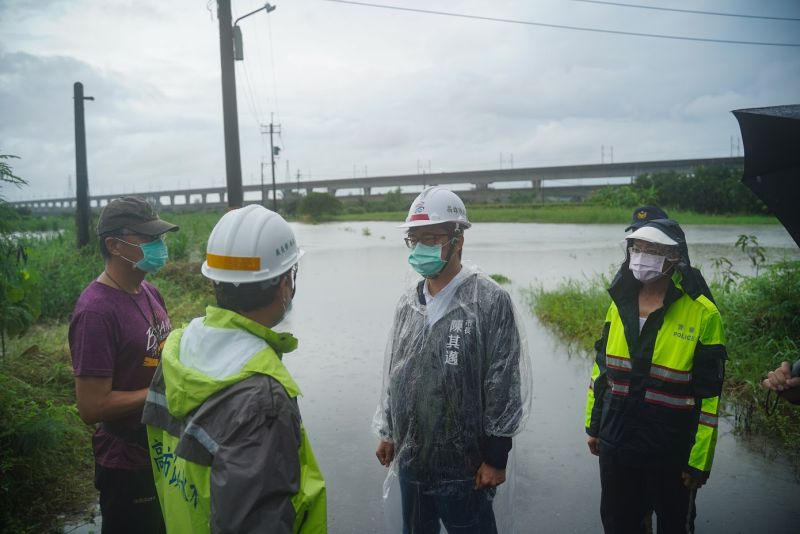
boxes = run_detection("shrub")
[589,165,765,215]
[298,193,343,221]
[0,348,95,533]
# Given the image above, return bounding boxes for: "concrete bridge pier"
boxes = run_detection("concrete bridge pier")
[473,183,489,191]
[532,178,543,203]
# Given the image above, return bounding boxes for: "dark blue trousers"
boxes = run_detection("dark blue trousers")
[399,478,498,534]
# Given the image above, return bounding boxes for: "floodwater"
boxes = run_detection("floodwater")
[66,222,800,533]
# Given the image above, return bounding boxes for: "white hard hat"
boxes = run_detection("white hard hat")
[399,186,471,229]
[201,205,304,284]
[626,225,678,246]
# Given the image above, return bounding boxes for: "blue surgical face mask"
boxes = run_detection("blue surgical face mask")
[116,237,169,274]
[408,243,447,278]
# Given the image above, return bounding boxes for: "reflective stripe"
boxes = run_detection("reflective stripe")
[206,252,261,271]
[608,378,630,396]
[644,389,695,410]
[146,390,168,408]
[699,411,718,427]
[185,422,220,455]
[409,213,430,221]
[606,355,632,371]
[649,363,692,384]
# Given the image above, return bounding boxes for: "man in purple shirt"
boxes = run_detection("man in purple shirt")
[69,197,178,534]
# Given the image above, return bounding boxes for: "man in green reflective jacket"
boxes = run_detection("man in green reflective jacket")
[142,205,326,533]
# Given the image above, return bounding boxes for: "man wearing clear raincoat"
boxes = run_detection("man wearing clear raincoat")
[374,187,532,533]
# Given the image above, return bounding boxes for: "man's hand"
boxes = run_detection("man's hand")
[762,361,800,392]
[681,471,708,490]
[375,440,395,467]
[587,436,600,456]
[474,463,506,490]
[762,362,800,404]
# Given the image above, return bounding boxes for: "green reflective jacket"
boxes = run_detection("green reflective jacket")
[585,271,727,475]
[143,306,326,533]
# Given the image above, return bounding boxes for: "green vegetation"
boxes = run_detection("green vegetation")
[0,211,218,532]
[523,256,800,468]
[0,154,41,359]
[590,165,763,214]
[297,192,343,221]
[332,204,778,225]
[526,276,611,351]
[489,273,511,285]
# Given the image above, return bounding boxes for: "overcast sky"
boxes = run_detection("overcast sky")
[1,0,799,201]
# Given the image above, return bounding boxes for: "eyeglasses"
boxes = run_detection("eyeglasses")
[629,245,677,259]
[289,263,298,298]
[404,233,451,249]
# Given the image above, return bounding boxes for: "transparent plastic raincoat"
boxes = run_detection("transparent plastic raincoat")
[374,265,532,532]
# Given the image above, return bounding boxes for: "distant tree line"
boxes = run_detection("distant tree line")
[591,166,765,214]
[282,188,411,220]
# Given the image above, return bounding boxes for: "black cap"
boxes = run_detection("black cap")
[625,205,669,232]
[96,196,179,236]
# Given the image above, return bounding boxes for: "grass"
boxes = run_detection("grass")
[522,261,800,469]
[1,322,95,533]
[524,276,611,351]
[333,203,780,225]
[489,273,511,285]
[0,214,220,532]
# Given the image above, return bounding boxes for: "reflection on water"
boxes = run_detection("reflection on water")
[63,221,800,534]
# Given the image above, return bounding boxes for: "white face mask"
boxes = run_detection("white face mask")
[629,251,667,283]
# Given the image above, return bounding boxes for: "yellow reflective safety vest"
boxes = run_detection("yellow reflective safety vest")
[142,306,327,533]
[585,271,726,475]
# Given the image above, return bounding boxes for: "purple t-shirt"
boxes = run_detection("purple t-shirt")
[69,280,172,470]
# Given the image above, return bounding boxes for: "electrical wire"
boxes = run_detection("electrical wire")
[266,12,282,121]
[320,0,800,47]
[265,11,288,158]
[239,60,265,126]
[573,0,800,22]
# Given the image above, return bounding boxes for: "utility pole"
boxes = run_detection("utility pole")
[260,160,266,207]
[217,0,243,208]
[601,145,613,164]
[260,120,281,211]
[73,82,94,249]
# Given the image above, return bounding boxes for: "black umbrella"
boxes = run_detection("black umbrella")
[732,104,800,247]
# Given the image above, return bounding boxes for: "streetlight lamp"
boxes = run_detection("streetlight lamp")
[233,3,276,61]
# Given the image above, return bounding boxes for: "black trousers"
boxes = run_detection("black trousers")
[599,453,696,534]
[95,464,165,534]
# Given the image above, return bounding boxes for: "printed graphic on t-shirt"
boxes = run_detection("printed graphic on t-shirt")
[143,317,172,367]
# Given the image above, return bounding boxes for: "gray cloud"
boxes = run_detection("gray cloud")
[2,0,799,199]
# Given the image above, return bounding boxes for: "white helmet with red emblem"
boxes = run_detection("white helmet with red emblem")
[399,186,471,229]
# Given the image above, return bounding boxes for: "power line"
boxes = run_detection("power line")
[321,0,800,47]
[265,12,281,120]
[573,0,800,22]
[238,60,264,126]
